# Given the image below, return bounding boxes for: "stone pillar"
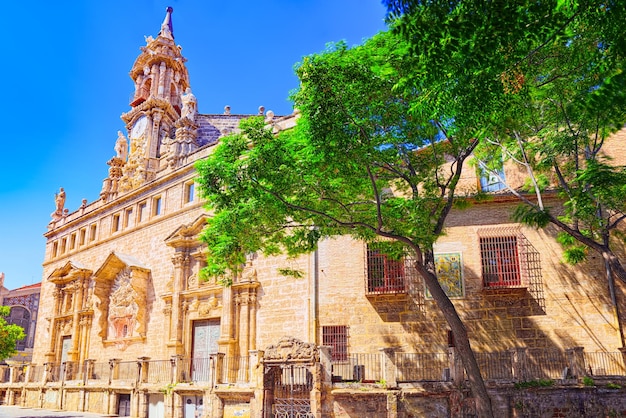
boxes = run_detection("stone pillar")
[215,353,225,385]
[448,347,464,383]
[237,292,251,368]
[510,347,528,382]
[169,252,188,354]
[249,294,257,351]
[109,358,121,384]
[138,357,150,384]
[566,346,585,379]
[71,278,85,361]
[83,359,95,384]
[379,347,397,388]
[387,392,399,418]
[319,346,333,385]
[135,390,149,418]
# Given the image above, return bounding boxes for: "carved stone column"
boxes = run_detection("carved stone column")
[168,252,188,354]
[249,294,257,351]
[235,293,247,358]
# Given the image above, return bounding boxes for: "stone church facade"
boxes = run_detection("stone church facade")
[1,7,626,418]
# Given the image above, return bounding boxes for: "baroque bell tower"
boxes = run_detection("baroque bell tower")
[117,6,196,191]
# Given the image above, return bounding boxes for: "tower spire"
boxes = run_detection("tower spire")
[159,6,174,39]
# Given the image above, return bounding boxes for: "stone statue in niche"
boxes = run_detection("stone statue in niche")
[108,269,139,339]
[180,87,197,121]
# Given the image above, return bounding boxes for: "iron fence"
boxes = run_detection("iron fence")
[0,367,10,383]
[146,360,171,383]
[332,353,383,382]
[222,356,249,384]
[396,352,448,382]
[524,349,569,380]
[89,362,109,381]
[475,351,514,380]
[116,361,138,381]
[28,365,43,382]
[584,352,626,377]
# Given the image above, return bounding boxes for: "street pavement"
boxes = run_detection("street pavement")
[0,406,110,417]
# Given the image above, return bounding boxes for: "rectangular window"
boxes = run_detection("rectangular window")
[69,233,76,250]
[153,196,162,216]
[60,238,67,254]
[480,236,521,287]
[138,202,147,222]
[185,182,195,203]
[366,244,406,294]
[52,241,59,258]
[89,224,97,242]
[125,208,134,228]
[79,228,86,246]
[112,214,121,232]
[479,163,506,192]
[322,326,348,362]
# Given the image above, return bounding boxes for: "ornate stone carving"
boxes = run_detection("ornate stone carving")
[51,188,66,221]
[115,131,129,161]
[180,88,197,121]
[187,273,198,289]
[264,337,319,363]
[107,268,140,340]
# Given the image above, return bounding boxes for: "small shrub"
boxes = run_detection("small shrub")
[582,376,594,386]
[514,379,554,389]
[605,382,622,389]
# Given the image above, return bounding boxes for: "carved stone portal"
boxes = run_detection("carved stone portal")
[107,268,139,339]
[93,252,150,346]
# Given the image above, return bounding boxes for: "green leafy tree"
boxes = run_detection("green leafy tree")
[468,1,626,345]
[383,1,626,416]
[385,0,626,280]
[196,33,493,416]
[0,306,26,361]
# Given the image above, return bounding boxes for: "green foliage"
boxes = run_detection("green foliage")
[386,0,626,281]
[196,31,478,280]
[0,306,25,361]
[583,376,595,386]
[512,206,551,229]
[605,382,622,389]
[514,379,554,389]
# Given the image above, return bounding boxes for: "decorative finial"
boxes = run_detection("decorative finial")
[160,6,174,39]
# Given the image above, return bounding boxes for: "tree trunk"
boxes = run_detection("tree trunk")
[414,258,494,418]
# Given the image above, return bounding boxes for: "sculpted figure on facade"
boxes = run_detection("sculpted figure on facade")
[180,87,197,121]
[115,131,129,161]
[50,187,66,221]
[107,269,140,340]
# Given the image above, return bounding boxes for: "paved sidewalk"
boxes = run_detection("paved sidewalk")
[0,405,110,417]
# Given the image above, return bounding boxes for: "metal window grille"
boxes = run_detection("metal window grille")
[479,235,521,287]
[322,326,348,362]
[366,246,406,294]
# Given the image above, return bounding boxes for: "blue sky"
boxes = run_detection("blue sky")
[0,1,388,290]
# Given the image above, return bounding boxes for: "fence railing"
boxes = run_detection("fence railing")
[396,352,449,382]
[475,351,514,380]
[331,349,626,383]
[584,351,626,376]
[332,353,383,382]
[145,360,170,384]
[6,349,625,387]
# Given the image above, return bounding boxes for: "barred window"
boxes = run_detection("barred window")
[322,325,348,362]
[366,245,406,294]
[480,235,521,287]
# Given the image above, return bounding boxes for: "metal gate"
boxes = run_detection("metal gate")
[264,364,314,418]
